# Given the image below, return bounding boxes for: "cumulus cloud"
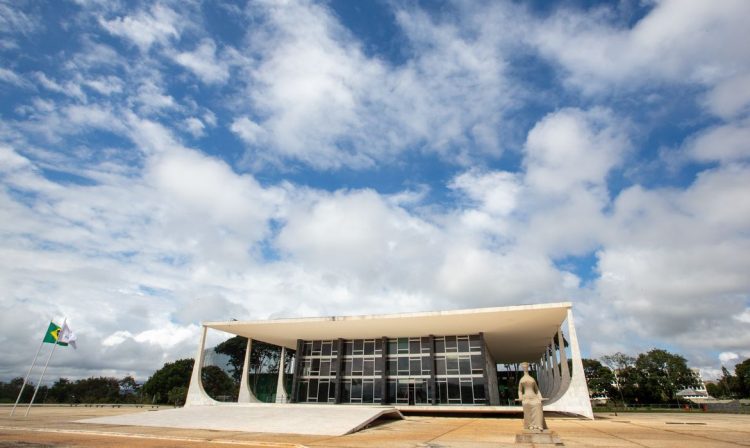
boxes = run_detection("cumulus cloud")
[719,352,739,364]
[234,0,519,169]
[596,165,750,350]
[531,0,750,92]
[450,170,521,217]
[684,120,750,163]
[704,73,750,119]
[524,107,629,193]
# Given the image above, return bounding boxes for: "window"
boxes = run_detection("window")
[322,341,332,356]
[398,338,408,354]
[457,337,470,353]
[364,359,374,376]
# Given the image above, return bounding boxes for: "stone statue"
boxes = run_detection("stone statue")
[518,361,548,431]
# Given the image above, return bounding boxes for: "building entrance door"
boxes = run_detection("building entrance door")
[407,383,416,405]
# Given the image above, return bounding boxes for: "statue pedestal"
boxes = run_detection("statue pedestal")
[515,429,563,445]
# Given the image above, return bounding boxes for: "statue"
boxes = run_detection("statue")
[517,361,548,431]
[515,362,562,445]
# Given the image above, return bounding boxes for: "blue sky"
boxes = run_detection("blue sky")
[1,0,749,381]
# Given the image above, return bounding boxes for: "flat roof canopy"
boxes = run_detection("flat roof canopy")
[205,302,571,363]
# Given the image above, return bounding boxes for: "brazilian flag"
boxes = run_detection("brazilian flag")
[42,322,68,346]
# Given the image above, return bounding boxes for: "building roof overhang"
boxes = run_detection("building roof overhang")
[204,302,571,363]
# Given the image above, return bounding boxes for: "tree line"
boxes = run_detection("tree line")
[0,376,141,404]
[583,349,750,404]
[4,342,747,406]
[1,337,281,406]
[706,361,750,399]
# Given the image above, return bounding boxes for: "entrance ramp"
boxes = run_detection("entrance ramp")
[78,403,403,436]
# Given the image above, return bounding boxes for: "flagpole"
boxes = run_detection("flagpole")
[25,318,65,417]
[9,334,46,416]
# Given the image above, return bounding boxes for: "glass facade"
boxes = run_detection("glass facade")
[296,340,338,403]
[340,339,383,404]
[433,335,486,405]
[293,334,488,406]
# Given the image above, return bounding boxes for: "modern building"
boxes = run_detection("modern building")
[185,302,594,419]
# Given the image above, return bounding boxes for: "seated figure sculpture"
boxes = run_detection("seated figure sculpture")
[518,361,548,431]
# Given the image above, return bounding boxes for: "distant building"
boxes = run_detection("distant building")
[677,368,712,402]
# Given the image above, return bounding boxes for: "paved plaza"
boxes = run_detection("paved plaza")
[1,406,749,447]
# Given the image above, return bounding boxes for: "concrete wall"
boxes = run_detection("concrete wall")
[544,309,594,419]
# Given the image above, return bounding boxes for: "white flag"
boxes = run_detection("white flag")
[59,322,77,349]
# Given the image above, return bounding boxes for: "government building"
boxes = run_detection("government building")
[184,302,593,419]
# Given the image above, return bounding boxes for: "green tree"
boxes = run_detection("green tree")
[734,358,750,398]
[601,352,635,405]
[142,359,194,404]
[48,378,74,403]
[118,375,140,403]
[202,365,237,400]
[167,386,187,406]
[214,336,248,382]
[141,358,241,404]
[582,359,615,398]
[709,366,739,398]
[634,349,698,403]
[0,377,35,403]
[706,381,724,399]
[214,336,293,400]
[73,377,121,403]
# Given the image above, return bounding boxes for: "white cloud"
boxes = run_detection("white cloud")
[0,67,31,88]
[449,170,521,217]
[33,72,85,100]
[531,0,750,92]
[277,189,440,285]
[596,165,750,349]
[184,117,205,138]
[173,39,230,84]
[230,116,265,145]
[235,0,519,169]
[719,352,739,364]
[83,75,124,95]
[134,81,177,113]
[0,1,39,35]
[704,73,750,119]
[736,309,750,324]
[684,120,750,163]
[99,4,180,51]
[202,110,217,127]
[524,107,629,193]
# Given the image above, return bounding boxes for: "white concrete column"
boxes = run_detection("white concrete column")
[238,338,261,403]
[549,336,561,399]
[184,325,219,407]
[538,354,550,398]
[545,346,554,396]
[545,309,594,419]
[537,356,549,398]
[551,327,571,401]
[275,346,289,403]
